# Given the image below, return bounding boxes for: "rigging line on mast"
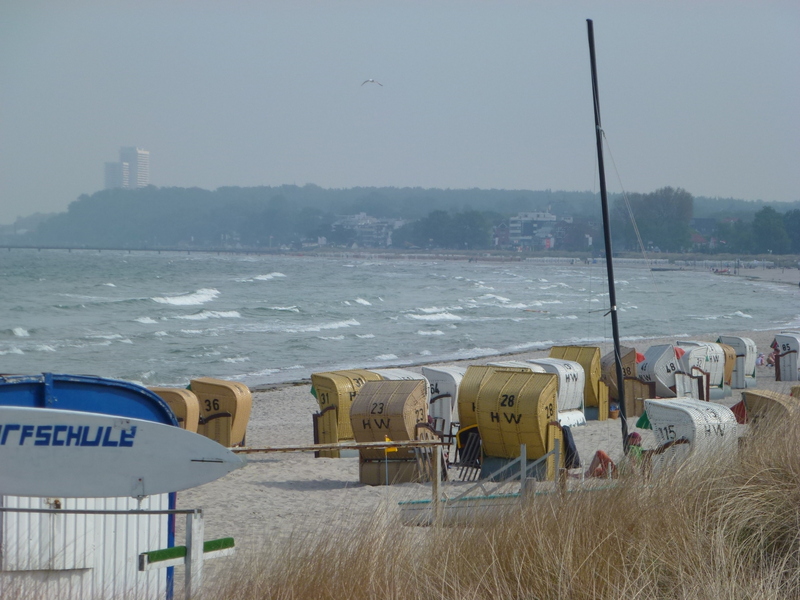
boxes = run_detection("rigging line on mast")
[601,132,677,339]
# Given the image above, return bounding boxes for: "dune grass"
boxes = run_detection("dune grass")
[206,415,800,600]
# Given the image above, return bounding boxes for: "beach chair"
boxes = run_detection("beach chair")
[717,335,758,389]
[413,423,447,482]
[190,377,252,447]
[600,345,638,401]
[549,345,609,421]
[772,334,800,382]
[643,398,738,475]
[622,379,654,418]
[148,387,200,432]
[454,425,482,482]
[349,379,428,461]
[312,405,340,458]
[741,389,799,425]
[310,369,383,441]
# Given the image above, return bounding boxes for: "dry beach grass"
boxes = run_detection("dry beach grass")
[202,411,800,600]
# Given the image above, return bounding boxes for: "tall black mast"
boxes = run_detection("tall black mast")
[587,19,628,445]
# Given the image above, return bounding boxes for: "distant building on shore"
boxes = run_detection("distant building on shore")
[104,147,150,189]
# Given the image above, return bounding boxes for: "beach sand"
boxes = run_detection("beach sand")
[176,268,799,584]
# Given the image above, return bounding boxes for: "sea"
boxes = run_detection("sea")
[1,249,797,389]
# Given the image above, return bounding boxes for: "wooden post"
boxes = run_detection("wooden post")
[185,510,204,600]
[519,443,527,497]
[432,444,442,524]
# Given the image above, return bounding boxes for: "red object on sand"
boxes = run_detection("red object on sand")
[731,400,748,425]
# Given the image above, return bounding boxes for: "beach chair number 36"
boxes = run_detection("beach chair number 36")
[204,399,220,412]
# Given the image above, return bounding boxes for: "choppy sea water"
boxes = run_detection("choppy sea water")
[1,250,797,388]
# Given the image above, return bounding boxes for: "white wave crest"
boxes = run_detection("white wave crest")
[318,335,345,341]
[0,348,24,355]
[418,305,462,314]
[508,340,555,352]
[36,345,57,352]
[480,294,511,303]
[103,283,116,287]
[135,317,158,324]
[417,330,444,336]
[357,334,375,339]
[223,356,250,363]
[152,288,220,306]
[254,272,286,281]
[154,331,169,337]
[375,354,398,361]
[268,306,300,312]
[12,327,29,337]
[355,298,372,306]
[175,310,241,321]
[286,319,360,333]
[407,312,462,322]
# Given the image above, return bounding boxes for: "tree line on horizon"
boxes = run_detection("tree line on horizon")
[3,184,799,255]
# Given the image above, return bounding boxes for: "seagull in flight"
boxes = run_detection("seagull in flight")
[361,79,383,86]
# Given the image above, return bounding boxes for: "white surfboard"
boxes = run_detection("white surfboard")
[0,406,246,498]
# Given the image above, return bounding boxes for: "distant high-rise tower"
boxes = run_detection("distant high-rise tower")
[105,147,149,190]
[119,147,150,188]
[104,161,129,189]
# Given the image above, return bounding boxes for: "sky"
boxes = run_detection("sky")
[1,1,798,224]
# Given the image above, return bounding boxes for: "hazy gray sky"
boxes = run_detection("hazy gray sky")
[1,1,798,224]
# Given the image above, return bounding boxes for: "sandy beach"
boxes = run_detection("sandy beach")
[176,266,800,582]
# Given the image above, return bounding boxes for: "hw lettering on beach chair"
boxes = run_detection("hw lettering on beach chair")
[349,379,429,485]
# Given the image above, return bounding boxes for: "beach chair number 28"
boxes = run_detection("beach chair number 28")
[500,394,516,407]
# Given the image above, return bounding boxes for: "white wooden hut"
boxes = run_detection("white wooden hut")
[0,374,184,599]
